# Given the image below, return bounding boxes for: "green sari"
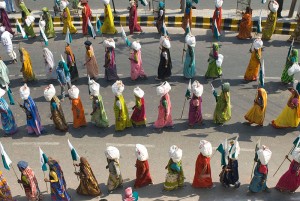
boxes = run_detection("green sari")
[42,7,56,38]
[91,95,109,128]
[164,159,185,191]
[213,91,231,124]
[262,11,277,40]
[114,95,132,131]
[281,49,298,84]
[205,43,222,79]
[19,2,35,37]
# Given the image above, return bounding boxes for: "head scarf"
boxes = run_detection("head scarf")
[58,61,70,74]
[65,45,75,63]
[43,48,55,69]
[84,40,92,46]
[17,161,28,170]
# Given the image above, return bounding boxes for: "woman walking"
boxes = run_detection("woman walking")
[84,41,99,80]
[0,88,17,136]
[19,47,36,82]
[188,80,203,127]
[129,0,142,34]
[65,44,79,82]
[103,39,119,81]
[236,7,253,39]
[43,48,57,80]
[183,32,196,79]
[244,38,263,81]
[262,0,278,40]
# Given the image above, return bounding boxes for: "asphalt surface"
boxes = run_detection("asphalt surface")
[0,26,300,200]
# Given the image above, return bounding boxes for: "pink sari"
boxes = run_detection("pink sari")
[154,93,173,128]
[276,160,300,192]
[129,4,142,34]
[130,50,146,80]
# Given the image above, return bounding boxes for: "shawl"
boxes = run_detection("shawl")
[43,48,55,69]
[65,45,75,63]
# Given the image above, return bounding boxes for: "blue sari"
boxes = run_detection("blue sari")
[23,96,44,135]
[183,45,196,78]
[249,162,268,193]
[0,97,17,135]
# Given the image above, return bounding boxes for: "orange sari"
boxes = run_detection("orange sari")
[244,48,261,81]
[192,153,213,188]
[71,97,87,128]
[237,13,253,39]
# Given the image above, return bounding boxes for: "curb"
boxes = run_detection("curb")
[10,16,296,35]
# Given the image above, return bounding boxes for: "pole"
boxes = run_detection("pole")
[250,161,256,179]
[181,0,186,13]
[180,98,187,119]
[11,165,24,190]
[111,0,117,14]
[288,0,297,18]
[210,150,217,159]
[73,161,79,181]
[273,145,295,177]
[43,171,49,193]
[182,43,186,64]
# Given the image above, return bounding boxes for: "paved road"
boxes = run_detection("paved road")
[1,26,300,200]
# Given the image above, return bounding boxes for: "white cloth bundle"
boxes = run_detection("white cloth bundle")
[43,48,55,69]
[131,41,141,51]
[257,146,272,165]
[20,84,30,100]
[253,38,263,50]
[25,16,35,27]
[192,80,203,97]
[105,146,120,160]
[169,145,182,163]
[112,80,125,96]
[0,1,6,9]
[215,0,223,8]
[292,147,300,163]
[0,88,5,98]
[0,26,5,33]
[288,63,300,76]
[160,36,171,49]
[103,38,116,49]
[228,140,240,159]
[156,81,171,97]
[60,1,69,10]
[44,84,56,101]
[185,34,196,47]
[102,0,110,5]
[199,140,212,157]
[270,1,279,12]
[135,144,149,161]
[89,80,100,96]
[133,87,144,98]
[216,54,224,67]
[68,85,79,99]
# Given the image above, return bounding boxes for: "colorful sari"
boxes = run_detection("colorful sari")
[20,48,36,82]
[192,153,213,188]
[85,46,99,79]
[107,159,123,191]
[157,48,172,80]
[50,96,68,132]
[131,96,146,126]
[276,160,300,192]
[22,96,44,135]
[249,162,269,193]
[134,160,153,188]
[244,88,267,126]
[62,7,77,34]
[205,44,222,79]
[19,2,35,37]
[236,9,253,39]
[114,95,132,131]
[129,4,142,34]
[188,95,202,126]
[244,48,261,81]
[91,95,109,128]
[42,7,55,38]
[130,50,146,81]
[183,45,196,79]
[82,3,92,35]
[154,93,173,128]
[212,7,222,39]
[213,90,231,124]
[262,11,277,40]
[101,4,117,34]
[0,97,17,135]
[71,96,87,128]
[181,1,192,31]
[0,8,14,35]
[76,157,101,196]
[272,89,300,128]
[281,49,298,84]
[65,45,79,82]
[104,48,119,81]
[0,171,13,201]
[164,159,185,191]
[48,159,71,201]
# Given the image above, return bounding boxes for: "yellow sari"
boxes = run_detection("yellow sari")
[244,48,261,81]
[101,4,117,34]
[62,7,77,34]
[244,88,267,126]
[20,48,36,82]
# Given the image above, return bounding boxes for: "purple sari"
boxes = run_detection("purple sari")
[188,95,203,126]
[104,48,119,81]
[0,8,14,35]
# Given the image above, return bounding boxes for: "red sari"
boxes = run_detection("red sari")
[134,160,153,188]
[82,3,92,35]
[192,153,213,188]
[131,97,146,126]
[129,4,142,34]
[212,7,222,36]
[276,160,300,192]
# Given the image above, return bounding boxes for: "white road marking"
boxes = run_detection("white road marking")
[106,143,155,148]
[12,142,60,146]
[9,73,124,77]
[238,75,280,80]
[212,147,253,152]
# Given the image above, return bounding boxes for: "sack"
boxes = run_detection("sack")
[216,54,224,67]
[199,140,212,157]
[288,63,300,76]
[257,147,272,165]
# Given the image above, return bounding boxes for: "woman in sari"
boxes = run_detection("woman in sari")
[134,144,153,188]
[19,48,36,82]
[192,140,213,188]
[19,0,35,38]
[41,7,55,38]
[103,39,119,81]
[19,84,44,135]
[112,81,132,131]
[183,33,196,79]
[43,48,57,80]
[0,57,15,105]
[189,80,203,127]
[156,2,165,35]
[65,44,79,82]
[61,1,77,34]
[68,85,87,128]
[262,1,278,40]
[0,88,17,136]
[157,36,172,80]
[244,38,263,81]
[212,0,223,39]
[17,161,41,201]
[81,0,92,36]
[129,41,147,81]
[84,41,99,80]
[74,157,101,196]
[0,171,13,201]
[44,158,71,201]
[131,87,146,127]
[236,7,253,39]
[212,82,231,124]
[281,49,298,84]
[276,148,300,193]
[129,0,142,34]
[101,0,117,34]
[89,79,109,128]
[164,145,184,191]
[205,43,222,79]
[272,87,300,128]
[244,88,268,126]
[0,2,15,35]
[105,146,123,193]
[44,84,68,132]
[181,0,192,31]
[289,17,300,42]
